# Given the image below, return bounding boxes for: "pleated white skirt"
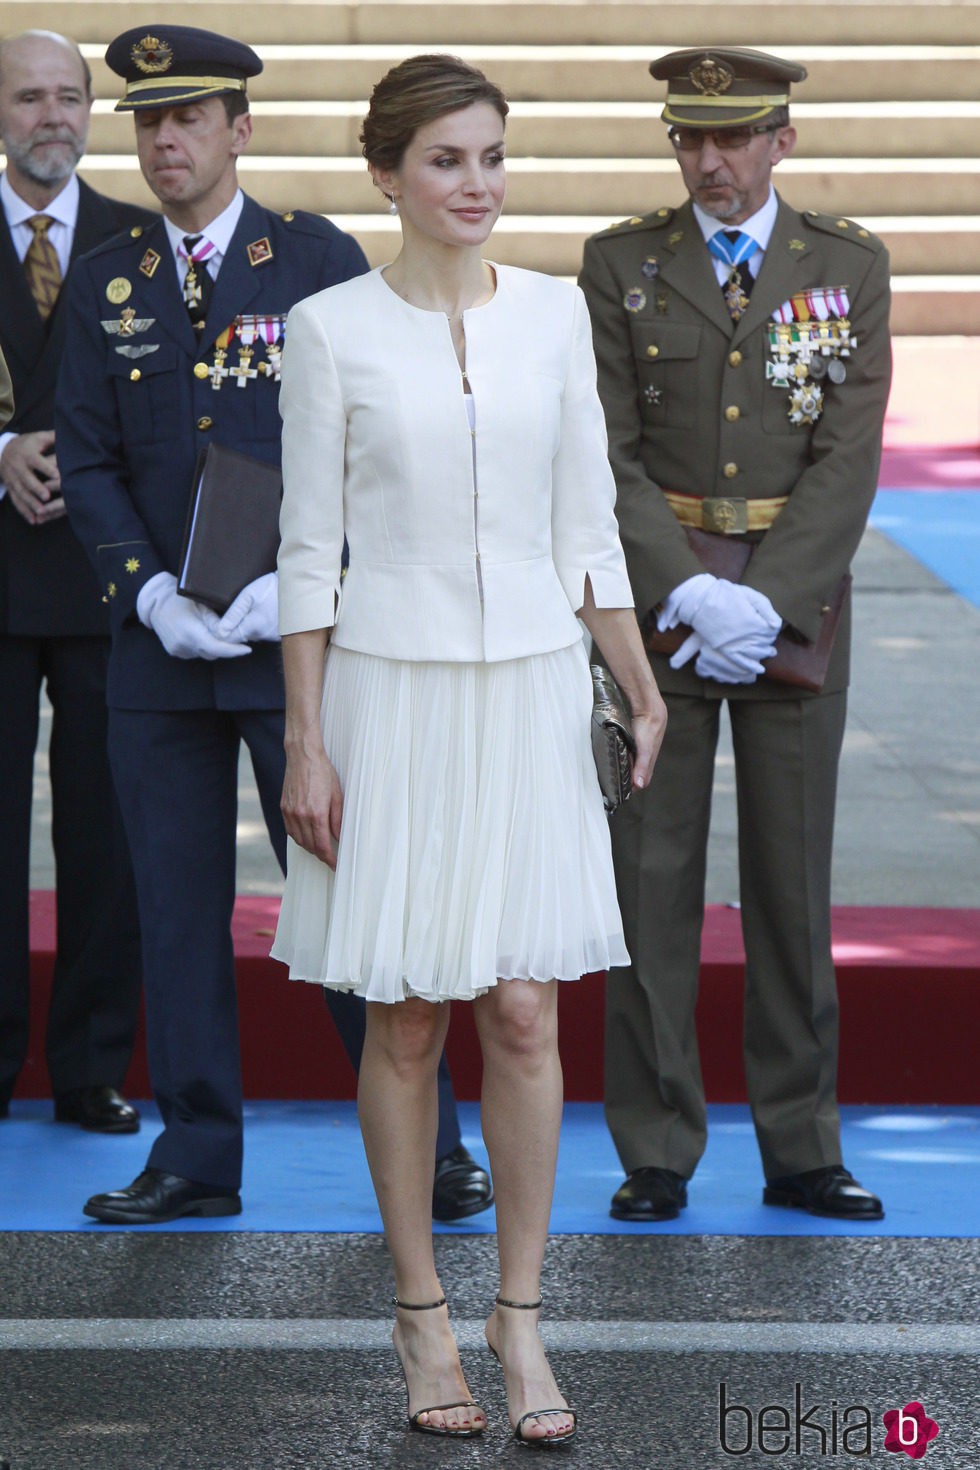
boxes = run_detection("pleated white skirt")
[271,639,630,1002]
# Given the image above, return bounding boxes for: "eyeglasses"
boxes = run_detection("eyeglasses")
[668,125,780,153]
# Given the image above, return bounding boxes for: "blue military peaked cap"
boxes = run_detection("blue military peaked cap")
[105,24,263,112]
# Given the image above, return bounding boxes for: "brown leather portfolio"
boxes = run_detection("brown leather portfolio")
[177,443,282,613]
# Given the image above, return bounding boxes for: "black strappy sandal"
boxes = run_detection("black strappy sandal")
[394,1295,486,1438]
[489,1296,578,1448]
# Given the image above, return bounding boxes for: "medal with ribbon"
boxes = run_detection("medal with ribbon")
[768,286,855,424]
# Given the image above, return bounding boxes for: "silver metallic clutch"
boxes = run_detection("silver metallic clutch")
[590,664,636,814]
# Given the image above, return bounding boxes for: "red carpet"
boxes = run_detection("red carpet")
[880,338,980,490]
[19,894,980,1106]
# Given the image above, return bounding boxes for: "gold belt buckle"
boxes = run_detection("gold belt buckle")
[702,497,748,535]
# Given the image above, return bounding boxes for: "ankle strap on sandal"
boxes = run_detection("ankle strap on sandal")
[495,1295,543,1310]
[393,1295,447,1310]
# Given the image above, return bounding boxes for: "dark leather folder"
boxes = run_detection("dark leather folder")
[177,443,282,613]
[644,527,850,693]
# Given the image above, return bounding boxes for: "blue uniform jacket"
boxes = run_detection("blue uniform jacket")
[56,194,367,710]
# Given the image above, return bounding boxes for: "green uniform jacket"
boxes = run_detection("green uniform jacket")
[579,195,892,697]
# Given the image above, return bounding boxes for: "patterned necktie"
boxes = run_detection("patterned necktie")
[180,234,216,329]
[708,229,757,321]
[24,214,62,321]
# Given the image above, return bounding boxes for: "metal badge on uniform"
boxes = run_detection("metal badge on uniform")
[106,277,132,305]
[139,249,161,279]
[668,232,683,246]
[246,237,273,267]
[788,383,824,426]
[115,343,160,359]
[101,306,156,337]
[827,358,847,384]
[641,257,659,279]
[623,288,646,313]
[130,34,173,73]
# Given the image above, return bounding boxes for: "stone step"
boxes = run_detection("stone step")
[331,214,980,281]
[88,100,980,161]
[80,44,980,105]
[75,153,980,224]
[10,0,980,47]
[72,159,980,279]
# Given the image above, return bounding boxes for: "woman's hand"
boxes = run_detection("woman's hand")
[578,590,668,795]
[281,744,343,870]
[629,700,668,794]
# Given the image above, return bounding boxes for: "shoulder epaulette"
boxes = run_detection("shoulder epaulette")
[802,210,885,252]
[83,223,151,260]
[592,207,676,241]
[278,208,340,238]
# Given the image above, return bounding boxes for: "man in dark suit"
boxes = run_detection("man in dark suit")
[58,25,490,1224]
[579,48,891,1223]
[0,29,148,1132]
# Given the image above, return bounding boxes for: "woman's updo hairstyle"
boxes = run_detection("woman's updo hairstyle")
[361,53,509,172]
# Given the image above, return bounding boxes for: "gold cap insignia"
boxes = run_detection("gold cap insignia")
[139,248,161,279]
[106,277,132,305]
[689,57,734,97]
[246,237,274,267]
[131,36,174,75]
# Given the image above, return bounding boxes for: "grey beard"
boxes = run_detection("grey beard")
[5,134,85,187]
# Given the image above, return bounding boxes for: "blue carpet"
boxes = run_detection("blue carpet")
[871,488,980,608]
[3,1101,977,1237]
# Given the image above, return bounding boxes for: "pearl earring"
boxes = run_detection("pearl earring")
[388,194,398,216]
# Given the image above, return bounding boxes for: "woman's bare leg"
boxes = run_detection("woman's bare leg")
[359,997,486,1433]
[476,979,576,1443]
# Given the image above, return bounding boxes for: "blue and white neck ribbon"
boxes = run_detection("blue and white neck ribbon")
[707,230,758,270]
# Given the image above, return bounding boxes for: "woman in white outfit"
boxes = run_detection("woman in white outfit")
[272,54,666,1447]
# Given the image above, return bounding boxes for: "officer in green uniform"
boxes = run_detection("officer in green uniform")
[579,47,890,1222]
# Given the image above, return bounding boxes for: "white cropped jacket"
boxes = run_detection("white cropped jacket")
[277,264,633,662]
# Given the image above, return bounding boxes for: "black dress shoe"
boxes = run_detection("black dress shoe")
[53,1086,140,1134]
[83,1168,242,1224]
[610,1167,688,1221]
[432,1144,493,1222]
[763,1165,884,1220]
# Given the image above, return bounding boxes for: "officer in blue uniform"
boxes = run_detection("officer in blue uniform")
[57,25,490,1223]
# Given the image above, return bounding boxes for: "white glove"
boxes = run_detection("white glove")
[695,638,767,684]
[657,573,715,631]
[690,579,782,649]
[668,630,763,683]
[659,574,781,649]
[213,572,280,644]
[137,571,251,661]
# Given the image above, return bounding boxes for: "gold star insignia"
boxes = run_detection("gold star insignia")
[107,581,118,598]
[124,557,141,574]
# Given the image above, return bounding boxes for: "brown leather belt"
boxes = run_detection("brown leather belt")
[664,490,788,535]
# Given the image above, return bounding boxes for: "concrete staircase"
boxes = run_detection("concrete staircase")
[5,1,979,332]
